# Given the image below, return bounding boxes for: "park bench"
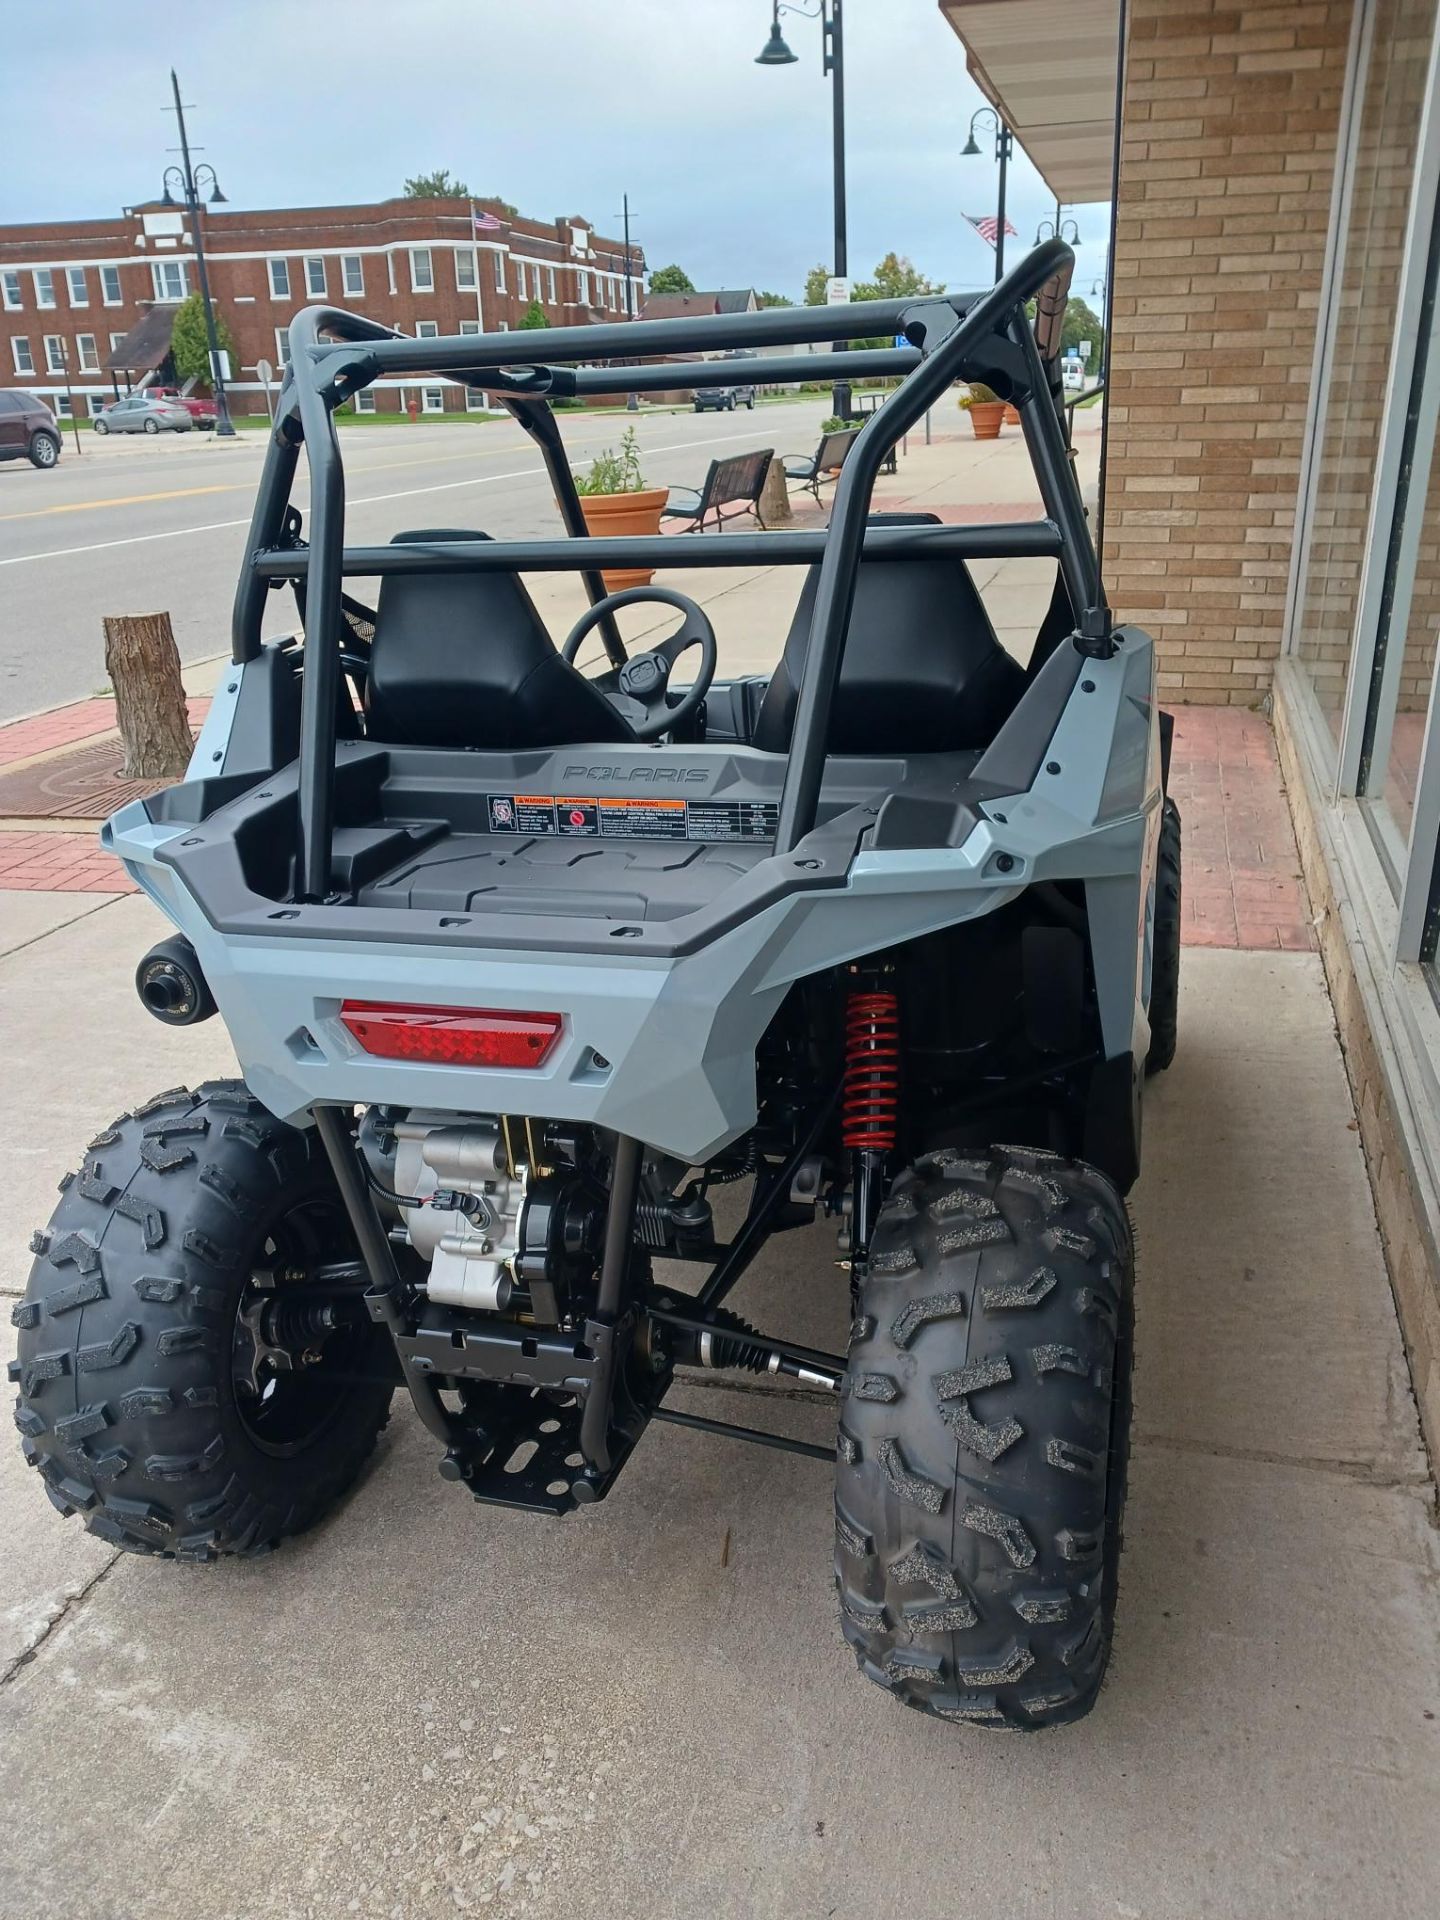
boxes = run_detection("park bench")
[782,426,859,505]
[662,447,775,531]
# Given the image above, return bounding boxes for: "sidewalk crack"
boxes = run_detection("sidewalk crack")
[1135,1428,1436,1500]
[0,1551,122,1689]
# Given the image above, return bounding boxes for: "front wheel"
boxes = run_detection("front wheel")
[836,1144,1133,1731]
[94,419,109,435]
[28,431,60,469]
[11,1081,395,1560]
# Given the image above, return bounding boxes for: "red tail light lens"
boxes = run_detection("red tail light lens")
[340,1001,562,1068]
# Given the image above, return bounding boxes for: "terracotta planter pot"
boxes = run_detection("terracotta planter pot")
[965,401,1006,441]
[1003,403,1022,427]
[575,487,669,591]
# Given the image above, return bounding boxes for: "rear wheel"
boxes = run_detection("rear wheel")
[144,417,159,434]
[835,1144,1133,1731]
[28,430,60,469]
[1146,797,1182,1074]
[11,1081,395,1560]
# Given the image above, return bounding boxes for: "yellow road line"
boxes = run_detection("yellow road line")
[0,483,241,523]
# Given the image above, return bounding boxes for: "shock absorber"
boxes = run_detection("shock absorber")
[842,975,900,1269]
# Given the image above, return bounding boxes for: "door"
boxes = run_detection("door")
[0,393,25,456]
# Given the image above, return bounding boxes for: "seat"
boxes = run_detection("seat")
[364,529,634,748]
[751,515,1027,756]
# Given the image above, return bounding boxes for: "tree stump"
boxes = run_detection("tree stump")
[759,452,792,527]
[102,613,194,780]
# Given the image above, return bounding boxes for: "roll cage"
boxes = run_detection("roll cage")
[232,238,1107,903]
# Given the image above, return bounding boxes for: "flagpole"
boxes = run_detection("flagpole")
[469,199,483,329]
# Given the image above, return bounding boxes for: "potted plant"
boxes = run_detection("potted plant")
[1003,400,1022,427]
[571,427,669,591]
[957,383,1006,441]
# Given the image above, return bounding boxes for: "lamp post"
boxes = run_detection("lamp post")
[1035,211,1082,247]
[961,107,1013,284]
[161,70,235,438]
[756,0,850,419]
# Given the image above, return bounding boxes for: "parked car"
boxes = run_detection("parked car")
[1061,356,1086,392]
[694,352,759,412]
[150,385,219,427]
[0,389,62,468]
[94,393,194,435]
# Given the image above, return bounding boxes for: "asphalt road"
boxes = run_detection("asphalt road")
[0,398,834,721]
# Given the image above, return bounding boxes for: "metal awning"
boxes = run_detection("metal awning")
[105,303,179,374]
[938,0,1120,203]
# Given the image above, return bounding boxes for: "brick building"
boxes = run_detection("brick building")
[0,197,645,416]
[941,0,1440,1458]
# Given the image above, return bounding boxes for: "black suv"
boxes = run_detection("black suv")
[0,390,62,468]
[693,351,759,411]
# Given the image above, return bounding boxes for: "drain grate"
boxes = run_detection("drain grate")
[0,735,194,821]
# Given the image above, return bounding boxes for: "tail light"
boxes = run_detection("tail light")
[340,1001,562,1069]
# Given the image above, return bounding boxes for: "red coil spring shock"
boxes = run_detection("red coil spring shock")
[842,989,900,1151]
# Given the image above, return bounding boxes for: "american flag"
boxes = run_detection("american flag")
[964,212,1019,248]
[472,208,504,233]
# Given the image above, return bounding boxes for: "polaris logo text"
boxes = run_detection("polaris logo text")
[562,765,708,784]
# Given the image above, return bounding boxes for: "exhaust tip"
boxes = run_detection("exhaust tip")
[135,936,216,1026]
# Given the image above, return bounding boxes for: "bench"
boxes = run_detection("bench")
[662,447,775,531]
[782,427,859,504]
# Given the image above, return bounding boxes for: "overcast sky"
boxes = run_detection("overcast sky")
[1,0,1109,303]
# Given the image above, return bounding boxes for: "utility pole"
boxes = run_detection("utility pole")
[621,194,635,318]
[163,72,235,437]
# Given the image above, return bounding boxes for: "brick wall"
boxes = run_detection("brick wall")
[1104,1,1355,705]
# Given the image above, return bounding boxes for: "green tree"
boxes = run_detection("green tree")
[403,169,471,198]
[1062,296,1104,363]
[804,263,830,306]
[649,263,695,293]
[757,289,792,307]
[854,252,944,302]
[518,299,549,330]
[169,290,237,389]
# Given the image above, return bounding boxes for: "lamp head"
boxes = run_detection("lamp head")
[961,133,981,157]
[756,18,798,64]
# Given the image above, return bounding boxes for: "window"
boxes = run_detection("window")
[421,385,445,414]
[416,319,440,338]
[458,318,481,335]
[342,254,364,298]
[353,388,376,413]
[547,265,557,303]
[151,260,187,301]
[268,258,291,299]
[11,337,33,374]
[101,265,122,306]
[466,386,490,412]
[34,269,55,308]
[275,326,291,365]
[577,269,591,306]
[109,332,125,356]
[304,257,327,297]
[76,333,98,372]
[53,393,73,418]
[43,335,66,373]
[410,248,433,292]
[455,248,477,292]
[515,260,526,301]
[2,270,20,310]
[492,251,506,293]
[66,267,88,307]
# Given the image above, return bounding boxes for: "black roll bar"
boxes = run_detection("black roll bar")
[256,239,1097,899]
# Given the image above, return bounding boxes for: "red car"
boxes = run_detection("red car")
[150,385,218,428]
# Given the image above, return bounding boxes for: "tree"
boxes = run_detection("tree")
[854,252,944,302]
[404,169,471,198]
[649,264,695,294]
[757,290,792,307]
[518,299,549,330]
[804,263,830,306]
[1062,296,1105,364]
[169,290,237,389]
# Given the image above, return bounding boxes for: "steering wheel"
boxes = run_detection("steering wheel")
[561,587,718,742]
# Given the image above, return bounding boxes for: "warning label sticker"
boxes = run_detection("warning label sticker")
[486,794,778,844]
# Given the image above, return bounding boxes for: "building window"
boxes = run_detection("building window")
[353,388,376,414]
[34,269,55,309]
[76,333,99,372]
[11,337,33,374]
[66,266,88,307]
[101,265,122,306]
[410,248,434,292]
[304,257,327,297]
[43,335,66,373]
[492,251,506,294]
[268,259,291,299]
[151,260,187,301]
[421,385,445,414]
[466,387,490,411]
[547,265,557,303]
[54,393,73,418]
[456,248,477,293]
[109,333,125,356]
[514,261,526,301]
[577,269,591,307]
[2,271,20,310]
[342,254,364,298]
[458,318,481,336]
[416,320,440,339]
[275,326,291,366]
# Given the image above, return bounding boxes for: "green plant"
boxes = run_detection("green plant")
[168,291,237,389]
[957,383,1000,410]
[573,425,647,494]
[820,414,851,433]
[649,264,696,294]
[403,169,470,198]
[518,300,549,330]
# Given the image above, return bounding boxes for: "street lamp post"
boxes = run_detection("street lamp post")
[757,0,850,420]
[162,70,235,438]
[1035,211,1082,248]
[961,107,1014,285]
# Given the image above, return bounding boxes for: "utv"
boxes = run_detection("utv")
[12,241,1180,1732]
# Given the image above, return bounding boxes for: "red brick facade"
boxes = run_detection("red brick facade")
[0,197,644,416]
